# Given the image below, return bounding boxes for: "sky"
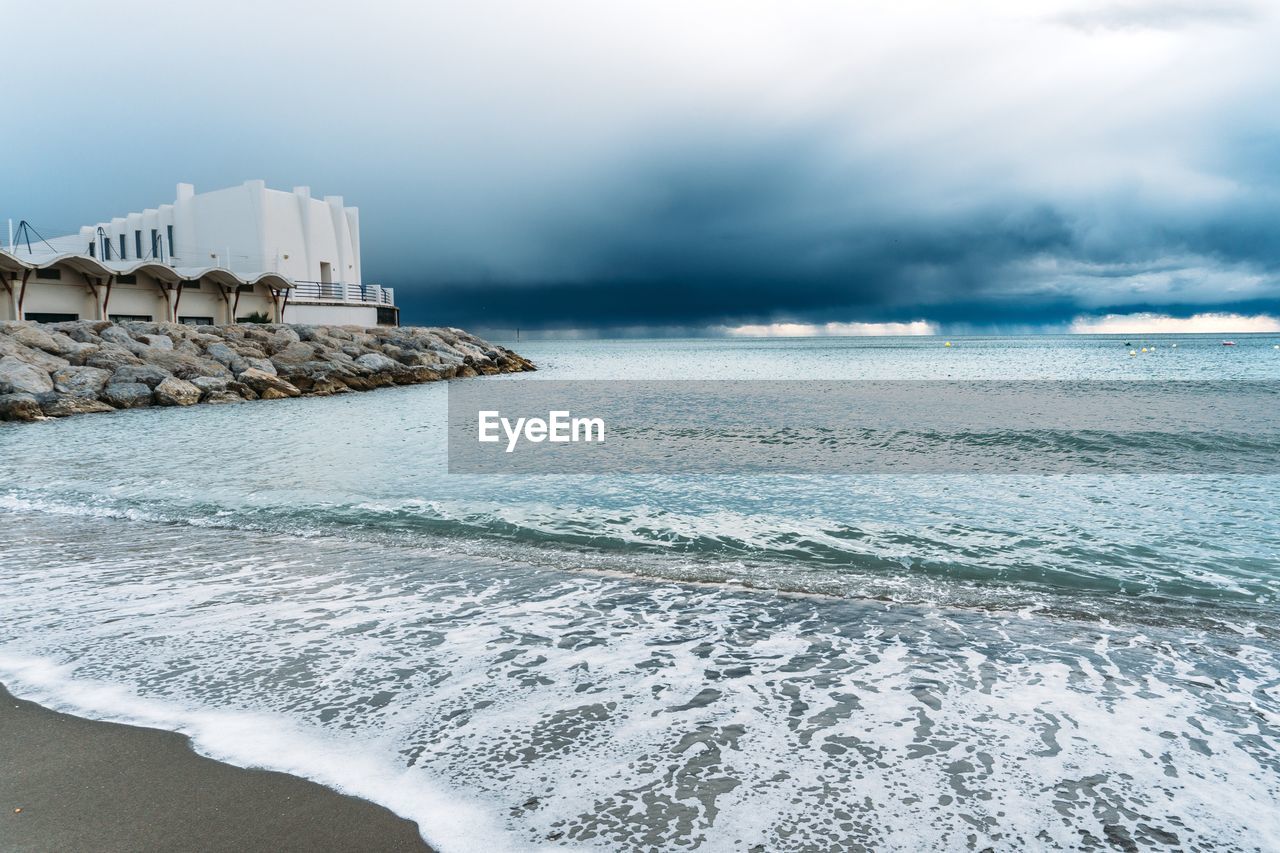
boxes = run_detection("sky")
[5,0,1279,335]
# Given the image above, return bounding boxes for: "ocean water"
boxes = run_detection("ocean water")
[1,334,1279,851]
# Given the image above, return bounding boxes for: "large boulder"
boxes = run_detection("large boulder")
[205,342,239,366]
[143,350,233,381]
[267,327,301,352]
[111,364,172,389]
[0,335,69,371]
[100,326,151,356]
[85,344,144,372]
[100,382,153,409]
[153,377,202,406]
[355,352,399,372]
[241,357,277,376]
[236,367,300,398]
[138,333,173,350]
[191,376,256,401]
[8,325,60,354]
[269,341,318,366]
[64,324,101,344]
[0,392,44,422]
[277,361,353,395]
[40,395,114,417]
[52,365,112,398]
[0,356,54,394]
[190,376,230,394]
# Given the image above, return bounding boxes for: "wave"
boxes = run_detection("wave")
[2,486,1274,631]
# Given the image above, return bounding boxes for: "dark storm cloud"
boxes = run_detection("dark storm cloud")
[394,127,1280,331]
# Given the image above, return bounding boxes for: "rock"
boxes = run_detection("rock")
[401,365,450,384]
[242,357,277,375]
[268,327,301,352]
[100,325,150,356]
[100,382,153,409]
[0,336,69,371]
[40,395,115,417]
[203,391,247,404]
[269,341,318,366]
[153,377,203,406]
[85,344,144,372]
[9,325,60,354]
[258,387,294,400]
[139,334,173,350]
[237,367,300,398]
[355,352,400,372]
[111,364,172,389]
[63,344,102,366]
[52,365,112,398]
[143,350,234,381]
[99,326,136,347]
[205,342,239,367]
[0,392,44,421]
[190,376,230,394]
[66,325,100,344]
[0,356,54,394]
[281,362,352,395]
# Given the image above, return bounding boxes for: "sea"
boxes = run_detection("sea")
[1,334,1278,852]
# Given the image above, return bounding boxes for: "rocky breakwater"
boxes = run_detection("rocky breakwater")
[0,320,534,422]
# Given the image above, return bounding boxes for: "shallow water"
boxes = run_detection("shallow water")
[1,334,1278,851]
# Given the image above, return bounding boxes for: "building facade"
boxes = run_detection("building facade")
[1,181,397,326]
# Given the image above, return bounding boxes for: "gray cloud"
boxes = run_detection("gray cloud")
[1052,1,1261,32]
[7,1,1280,332]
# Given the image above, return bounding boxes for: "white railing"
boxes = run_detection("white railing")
[289,281,394,305]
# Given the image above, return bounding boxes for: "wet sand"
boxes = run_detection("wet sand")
[0,684,433,852]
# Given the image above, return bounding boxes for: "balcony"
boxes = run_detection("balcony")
[289,280,395,306]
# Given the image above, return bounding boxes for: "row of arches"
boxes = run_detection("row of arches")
[0,250,295,325]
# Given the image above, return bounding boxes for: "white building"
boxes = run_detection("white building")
[1,181,397,327]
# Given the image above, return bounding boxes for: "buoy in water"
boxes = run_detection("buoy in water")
[944,341,952,347]
[1129,350,1137,356]
[1171,343,1177,348]
[1223,341,1236,346]
[1141,347,1148,352]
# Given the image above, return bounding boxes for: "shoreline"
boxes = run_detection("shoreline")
[0,683,435,852]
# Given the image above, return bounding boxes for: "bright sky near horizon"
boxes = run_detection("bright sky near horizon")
[6,0,1279,333]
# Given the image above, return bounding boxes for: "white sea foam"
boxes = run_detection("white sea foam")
[2,509,1278,851]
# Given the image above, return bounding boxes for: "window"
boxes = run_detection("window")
[237,284,254,293]
[115,274,137,284]
[35,268,62,280]
[151,229,159,259]
[179,316,214,326]
[109,314,153,322]
[135,230,142,259]
[88,242,96,258]
[119,234,127,259]
[181,280,201,289]
[24,312,78,322]
[167,225,175,258]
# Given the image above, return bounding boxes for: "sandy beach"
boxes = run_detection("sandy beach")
[0,684,432,853]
